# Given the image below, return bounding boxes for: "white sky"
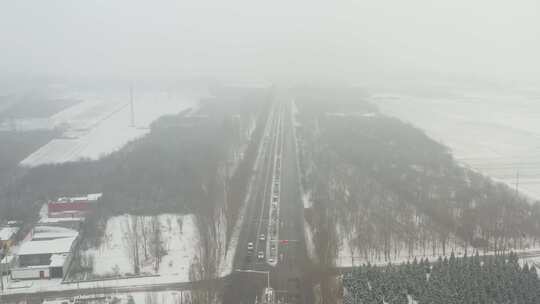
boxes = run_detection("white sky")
[1,0,539,85]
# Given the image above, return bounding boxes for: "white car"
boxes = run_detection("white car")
[258,251,265,260]
[259,234,266,241]
[247,242,254,251]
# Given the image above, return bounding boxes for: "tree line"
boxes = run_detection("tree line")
[343,252,540,304]
[294,89,540,270]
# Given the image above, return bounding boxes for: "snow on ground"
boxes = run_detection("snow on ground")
[372,90,540,201]
[0,227,19,242]
[334,219,540,267]
[291,98,318,263]
[304,219,317,262]
[40,290,192,304]
[1,212,233,296]
[127,290,192,304]
[302,192,312,209]
[20,90,203,167]
[84,214,198,281]
[0,273,196,297]
[0,117,54,131]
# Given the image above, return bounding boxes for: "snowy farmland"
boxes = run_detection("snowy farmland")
[372,90,540,201]
[83,214,198,281]
[20,90,202,167]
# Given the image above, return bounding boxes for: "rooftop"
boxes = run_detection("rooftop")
[39,217,84,224]
[18,236,78,256]
[51,193,102,204]
[31,226,79,240]
[17,226,79,256]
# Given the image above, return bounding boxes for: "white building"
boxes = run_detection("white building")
[11,226,78,280]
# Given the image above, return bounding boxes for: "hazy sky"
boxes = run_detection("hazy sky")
[1,0,539,85]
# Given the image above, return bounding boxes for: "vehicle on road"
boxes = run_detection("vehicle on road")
[258,251,265,260]
[259,234,266,241]
[247,242,254,251]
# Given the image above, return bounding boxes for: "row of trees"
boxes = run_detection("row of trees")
[295,90,540,269]
[189,92,272,303]
[1,89,268,221]
[343,252,540,304]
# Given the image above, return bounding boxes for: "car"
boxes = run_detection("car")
[268,257,274,263]
[259,234,266,241]
[258,251,265,260]
[247,242,254,251]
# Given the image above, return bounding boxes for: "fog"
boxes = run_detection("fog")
[1,0,539,86]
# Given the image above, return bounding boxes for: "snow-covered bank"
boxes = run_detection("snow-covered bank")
[82,214,198,281]
[372,91,540,201]
[20,90,203,167]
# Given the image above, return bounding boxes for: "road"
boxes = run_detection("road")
[223,95,313,304]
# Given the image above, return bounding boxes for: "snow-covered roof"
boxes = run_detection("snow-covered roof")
[53,193,102,204]
[50,253,68,267]
[18,236,78,255]
[31,226,78,240]
[39,217,84,224]
[17,226,79,256]
[0,227,19,241]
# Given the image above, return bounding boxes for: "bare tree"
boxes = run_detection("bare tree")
[123,215,141,275]
[150,215,165,273]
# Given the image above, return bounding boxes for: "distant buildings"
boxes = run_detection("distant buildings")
[5,193,101,280]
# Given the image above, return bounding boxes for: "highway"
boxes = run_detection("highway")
[223,96,313,304]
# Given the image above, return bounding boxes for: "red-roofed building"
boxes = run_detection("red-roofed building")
[47,193,102,218]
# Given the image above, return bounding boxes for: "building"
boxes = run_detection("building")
[47,193,102,218]
[11,226,78,280]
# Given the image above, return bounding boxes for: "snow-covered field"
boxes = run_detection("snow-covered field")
[372,90,540,201]
[83,214,198,281]
[20,90,203,167]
